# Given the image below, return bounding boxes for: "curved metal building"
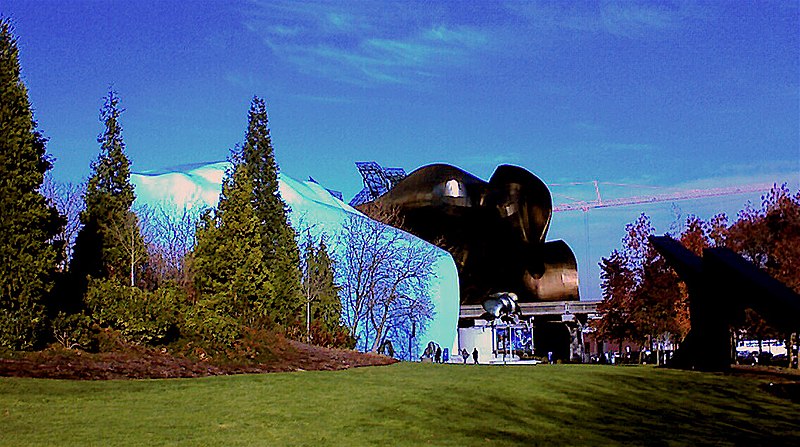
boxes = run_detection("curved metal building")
[360,163,580,305]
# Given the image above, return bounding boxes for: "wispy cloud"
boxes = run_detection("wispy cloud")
[573,121,604,133]
[224,72,262,91]
[549,171,797,214]
[268,25,302,37]
[243,1,488,85]
[506,1,694,38]
[717,160,800,178]
[455,152,524,175]
[290,93,357,104]
[600,142,655,152]
[600,3,681,37]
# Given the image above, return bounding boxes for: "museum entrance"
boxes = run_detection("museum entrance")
[533,318,571,362]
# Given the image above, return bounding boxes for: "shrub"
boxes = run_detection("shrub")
[180,300,243,354]
[0,304,46,351]
[84,279,184,347]
[305,320,356,349]
[51,312,96,351]
[177,297,293,363]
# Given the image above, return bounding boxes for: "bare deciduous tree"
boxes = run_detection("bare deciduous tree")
[336,214,439,353]
[143,204,201,289]
[106,206,149,287]
[105,203,201,289]
[41,175,84,270]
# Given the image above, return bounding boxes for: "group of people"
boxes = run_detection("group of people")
[424,341,480,364]
[461,348,479,364]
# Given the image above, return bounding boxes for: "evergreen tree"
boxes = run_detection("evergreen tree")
[71,90,144,290]
[241,97,302,318]
[0,19,63,349]
[193,158,273,326]
[302,237,342,335]
[192,97,301,328]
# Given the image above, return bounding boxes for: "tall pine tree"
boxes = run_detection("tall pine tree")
[241,98,302,318]
[71,90,144,290]
[302,236,342,337]
[193,156,272,326]
[193,97,301,327]
[0,19,63,349]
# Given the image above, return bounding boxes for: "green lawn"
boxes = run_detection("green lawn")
[1,363,798,446]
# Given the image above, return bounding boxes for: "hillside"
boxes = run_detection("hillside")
[0,339,396,380]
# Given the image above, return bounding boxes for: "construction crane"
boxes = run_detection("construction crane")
[552,181,777,212]
[550,180,779,297]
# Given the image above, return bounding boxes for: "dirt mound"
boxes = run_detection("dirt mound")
[0,340,397,380]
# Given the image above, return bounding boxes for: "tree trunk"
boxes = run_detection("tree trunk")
[306,299,311,343]
[795,333,799,370]
[130,229,135,287]
[638,340,645,364]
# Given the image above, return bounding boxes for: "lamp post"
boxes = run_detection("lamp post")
[408,320,416,361]
[491,320,497,363]
[510,324,514,362]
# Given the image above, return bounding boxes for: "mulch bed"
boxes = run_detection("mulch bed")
[0,340,397,380]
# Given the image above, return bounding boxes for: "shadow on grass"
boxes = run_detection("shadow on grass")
[2,363,799,446]
[367,365,800,446]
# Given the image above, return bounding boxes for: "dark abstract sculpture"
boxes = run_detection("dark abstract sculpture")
[481,292,522,323]
[360,163,579,305]
[650,235,800,371]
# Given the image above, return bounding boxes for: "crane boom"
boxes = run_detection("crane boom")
[553,182,777,212]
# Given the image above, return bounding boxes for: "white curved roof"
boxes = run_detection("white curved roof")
[131,162,459,357]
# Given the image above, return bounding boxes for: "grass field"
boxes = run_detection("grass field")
[1,363,798,446]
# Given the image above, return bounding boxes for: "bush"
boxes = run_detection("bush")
[177,297,293,363]
[180,300,243,354]
[0,304,46,351]
[84,279,184,347]
[177,308,276,363]
[51,312,96,351]
[307,320,356,349]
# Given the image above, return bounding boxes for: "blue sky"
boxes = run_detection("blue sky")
[5,1,799,298]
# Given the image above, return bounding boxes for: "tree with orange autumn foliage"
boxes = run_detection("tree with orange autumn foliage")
[597,184,800,366]
[596,214,690,363]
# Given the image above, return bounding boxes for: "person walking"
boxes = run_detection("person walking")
[435,346,442,363]
[472,347,479,364]
[461,348,469,364]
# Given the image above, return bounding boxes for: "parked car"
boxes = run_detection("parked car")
[737,351,757,365]
[757,352,773,365]
[771,353,788,367]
